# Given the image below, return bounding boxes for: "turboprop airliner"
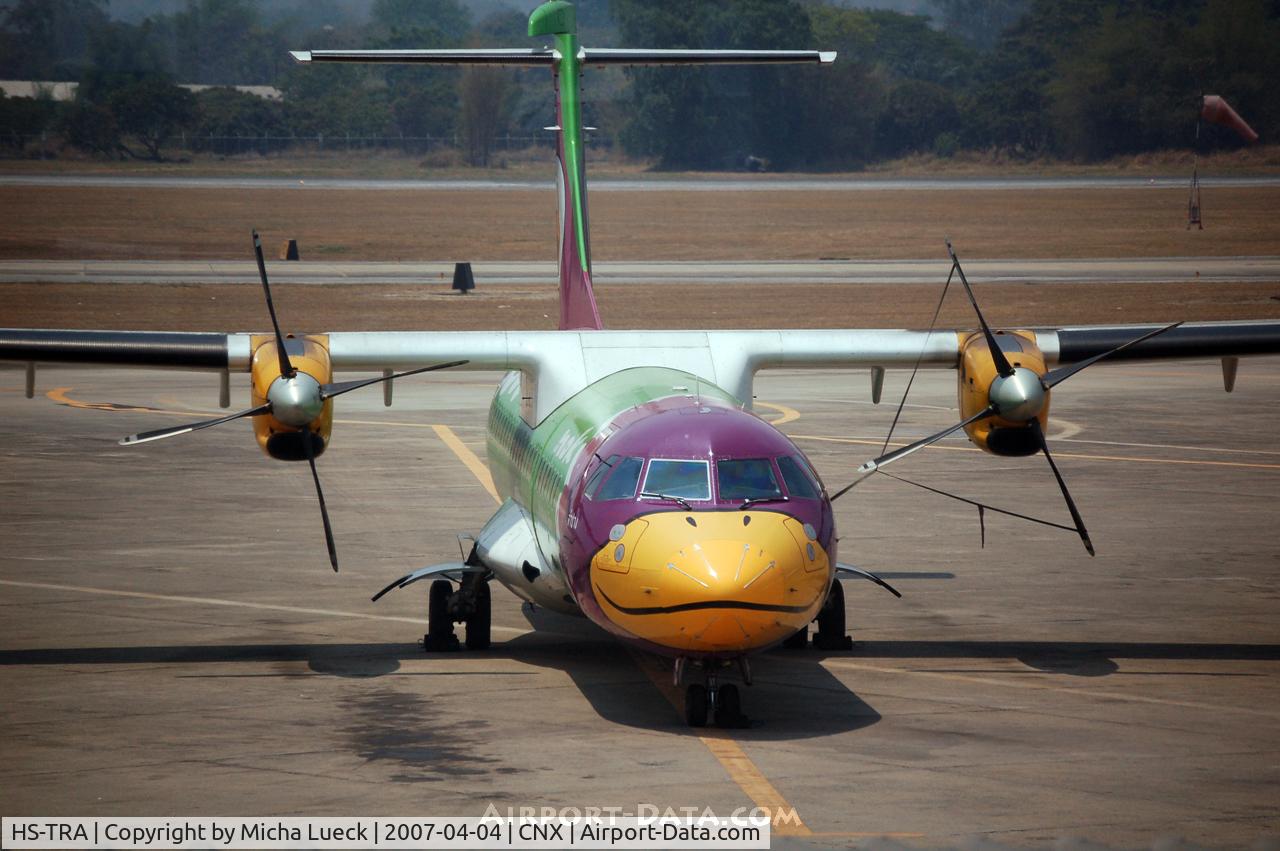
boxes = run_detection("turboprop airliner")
[3,0,1279,727]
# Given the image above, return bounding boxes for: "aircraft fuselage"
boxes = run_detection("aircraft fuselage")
[485,366,836,661]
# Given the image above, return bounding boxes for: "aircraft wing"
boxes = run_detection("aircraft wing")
[5,322,1279,372]
[4,322,1279,412]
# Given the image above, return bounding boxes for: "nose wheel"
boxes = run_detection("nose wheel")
[679,663,750,728]
[422,575,491,652]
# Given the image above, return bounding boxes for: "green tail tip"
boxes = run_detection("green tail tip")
[528,0,576,37]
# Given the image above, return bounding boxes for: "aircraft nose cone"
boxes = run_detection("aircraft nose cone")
[589,511,830,655]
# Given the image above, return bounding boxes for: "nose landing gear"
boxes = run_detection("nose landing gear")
[678,659,750,728]
[423,573,492,652]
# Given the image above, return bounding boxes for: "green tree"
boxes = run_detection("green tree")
[75,20,168,104]
[1189,0,1280,146]
[57,98,120,156]
[458,65,512,166]
[0,93,59,152]
[109,76,198,160]
[0,0,109,79]
[932,0,1030,50]
[877,78,961,157]
[152,0,285,86]
[614,0,818,170]
[370,0,471,42]
[192,86,284,154]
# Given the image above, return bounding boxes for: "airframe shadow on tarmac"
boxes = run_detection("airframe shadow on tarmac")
[3,616,1278,736]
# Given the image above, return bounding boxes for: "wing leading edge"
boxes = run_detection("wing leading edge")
[5,322,1279,422]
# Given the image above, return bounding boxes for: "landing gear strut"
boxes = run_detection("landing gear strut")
[678,661,749,728]
[422,573,491,652]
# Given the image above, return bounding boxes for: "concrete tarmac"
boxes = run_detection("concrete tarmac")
[1,361,1278,846]
[4,257,1280,286]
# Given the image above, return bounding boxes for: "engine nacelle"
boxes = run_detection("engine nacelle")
[250,334,333,461]
[957,329,1050,457]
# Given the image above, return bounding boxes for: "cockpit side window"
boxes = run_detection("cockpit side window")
[584,455,618,497]
[717,458,782,501]
[642,459,711,501]
[596,456,644,500]
[777,455,821,499]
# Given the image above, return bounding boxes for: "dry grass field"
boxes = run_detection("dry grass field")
[1,181,1277,330]
[2,280,1277,331]
[2,184,1278,262]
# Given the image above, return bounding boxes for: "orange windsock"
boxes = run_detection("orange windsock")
[1201,95,1259,143]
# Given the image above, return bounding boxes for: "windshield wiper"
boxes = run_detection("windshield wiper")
[640,491,693,510]
[740,495,789,510]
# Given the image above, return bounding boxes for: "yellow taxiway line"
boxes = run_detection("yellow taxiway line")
[431,424,501,504]
[426,419,813,837]
[628,651,812,836]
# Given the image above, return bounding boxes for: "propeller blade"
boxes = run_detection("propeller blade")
[319,360,469,400]
[118,403,272,446]
[1041,322,1183,389]
[252,230,296,378]
[302,430,339,572]
[833,403,998,499]
[857,404,996,475]
[1030,418,1095,557]
[946,240,1015,378]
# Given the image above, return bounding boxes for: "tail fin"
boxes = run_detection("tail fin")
[530,1,602,331]
[294,0,834,334]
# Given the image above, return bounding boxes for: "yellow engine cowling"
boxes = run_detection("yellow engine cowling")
[250,334,334,460]
[957,329,1049,457]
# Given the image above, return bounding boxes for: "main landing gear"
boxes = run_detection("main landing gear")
[423,573,491,651]
[676,657,751,729]
[782,580,853,651]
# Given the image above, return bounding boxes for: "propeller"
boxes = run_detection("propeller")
[842,243,1182,555]
[118,230,468,571]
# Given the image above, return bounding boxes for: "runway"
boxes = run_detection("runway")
[3,174,1280,191]
[5,256,1280,285]
[1,361,1278,846]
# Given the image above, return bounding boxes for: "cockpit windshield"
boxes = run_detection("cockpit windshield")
[642,459,711,501]
[717,458,782,501]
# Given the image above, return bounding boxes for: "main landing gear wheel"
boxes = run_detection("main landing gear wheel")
[813,580,854,651]
[685,683,709,728]
[465,579,491,650]
[716,683,747,728]
[424,579,460,651]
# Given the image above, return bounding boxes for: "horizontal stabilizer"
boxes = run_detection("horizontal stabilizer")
[581,48,835,65]
[290,48,835,68]
[292,48,556,66]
